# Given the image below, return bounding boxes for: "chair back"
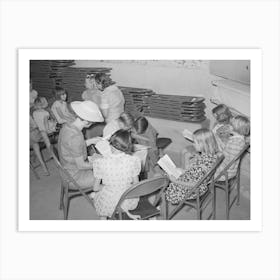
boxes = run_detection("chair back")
[172,155,225,198]
[122,176,169,200]
[112,176,169,217]
[215,143,250,182]
[51,149,83,190]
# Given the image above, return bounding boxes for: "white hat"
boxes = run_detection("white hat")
[71,101,104,122]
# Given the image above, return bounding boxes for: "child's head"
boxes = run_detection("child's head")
[54,87,67,101]
[193,128,218,154]
[85,74,96,90]
[231,115,250,136]
[134,117,148,134]
[212,104,232,124]
[34,97,48,109]
[118,112,135,130]
[109,129,133,155]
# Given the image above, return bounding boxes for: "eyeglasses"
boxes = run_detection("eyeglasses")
[86,74,95,79]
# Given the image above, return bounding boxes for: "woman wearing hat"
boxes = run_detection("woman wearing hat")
[94,73,125,123]
[57,100,104,188]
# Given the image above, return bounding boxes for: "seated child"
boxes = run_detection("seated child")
[32,97,57,151]
[103,112,135,139]
[133,117,160,176]
[212,104,233,150]
[51,87,75,124]
[215,115,250,180]
[30,114,49,176]
[91,129,141,220]
[166,128,219,204]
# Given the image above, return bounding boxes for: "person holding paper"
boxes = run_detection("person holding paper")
[165,128,219,204]
[57,100,104,188]
[91,129,141,220]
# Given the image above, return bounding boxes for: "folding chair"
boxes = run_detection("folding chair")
[50,149,95,220]
[167,155,224,220]
[213,143,250,219]
[111,176,170,220]
[29,131,59,179]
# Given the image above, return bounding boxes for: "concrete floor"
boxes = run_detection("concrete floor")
[30,150,250,220]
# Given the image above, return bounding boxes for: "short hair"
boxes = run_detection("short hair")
[109,129,133,154]
[94,73,114,90]
[193,128,218,154]
[231,115,250,136]
[119,112,135,130]
[134,117,149,134]
[212,104,232,124]
[53,86,66,100]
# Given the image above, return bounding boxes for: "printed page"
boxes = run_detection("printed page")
[157,155,183,179]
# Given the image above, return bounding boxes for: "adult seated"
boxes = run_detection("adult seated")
[57,100,104,188]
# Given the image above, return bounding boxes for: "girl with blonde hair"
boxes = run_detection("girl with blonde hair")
[166,128,220,204]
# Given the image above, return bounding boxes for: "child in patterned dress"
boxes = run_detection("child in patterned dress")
[51,87,75,124]
[91,129,142,219]
[212,104,233,151]
[215,115,250,180]
[166,128,219,204]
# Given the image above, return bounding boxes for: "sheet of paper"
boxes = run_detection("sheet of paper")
[95,140,112,156]
[157,154,183,179]
[182,128,194,142]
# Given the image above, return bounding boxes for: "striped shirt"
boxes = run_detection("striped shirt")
[216,134,245,180]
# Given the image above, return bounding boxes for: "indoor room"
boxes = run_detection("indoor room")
[29,59,250,220]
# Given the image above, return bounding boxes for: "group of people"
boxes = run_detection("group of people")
[165,104,250,204]
[30,73,250,219]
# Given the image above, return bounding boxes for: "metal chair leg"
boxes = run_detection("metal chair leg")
[59,183,64,210]
[30,162,40,180]
[225,187,229,220]
[64,186,69,220]
[236,173,241,206]
[212,187,216,220]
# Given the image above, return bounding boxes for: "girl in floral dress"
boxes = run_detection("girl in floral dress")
[166,128,219,204]
[211,104,233,151]
[92,129,141,219]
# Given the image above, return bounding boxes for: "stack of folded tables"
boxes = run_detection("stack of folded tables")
[147,94,206,123]
[62,67,112,100]
[119,86,156,117]
[30,60,75,98]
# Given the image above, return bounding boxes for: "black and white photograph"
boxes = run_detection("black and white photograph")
[1,1,279,280]
[18,49,261,230]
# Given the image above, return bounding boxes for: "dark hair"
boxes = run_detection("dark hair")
[109,129,133,154]
[53,86,66,100]
[134,117,149,134]
[94,73,114,90]
[119,112,135,130]
[212,104,232,124]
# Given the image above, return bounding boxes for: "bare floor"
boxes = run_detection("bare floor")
[30,151,250,220]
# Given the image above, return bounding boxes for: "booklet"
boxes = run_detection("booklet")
[95,139,112,156]
[157,154,183,179]
[182,128,194,142]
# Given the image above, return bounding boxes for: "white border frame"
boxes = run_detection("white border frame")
[19,49,262,232]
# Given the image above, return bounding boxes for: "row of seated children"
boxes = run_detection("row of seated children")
[166,104,250,205]
[30,85,75,176]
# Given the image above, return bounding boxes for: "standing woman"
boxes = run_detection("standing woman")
[94,73,125,123]
[81,74,102,106]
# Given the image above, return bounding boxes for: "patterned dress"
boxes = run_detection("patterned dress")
[92,153,141,217]
[165,153,218,204]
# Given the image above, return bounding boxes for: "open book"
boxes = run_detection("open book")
[157,155,183,179]
[182,128,194,142]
